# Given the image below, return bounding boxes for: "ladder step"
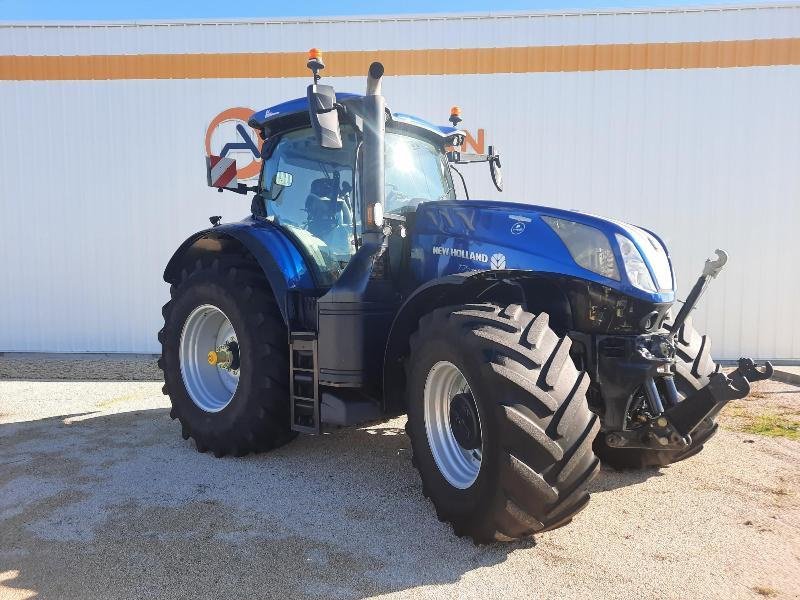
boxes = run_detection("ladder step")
[289,331,319,434]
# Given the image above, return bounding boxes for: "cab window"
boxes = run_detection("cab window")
[384,131,455,215]
[261,127,358,286]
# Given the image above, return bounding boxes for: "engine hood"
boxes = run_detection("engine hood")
[411,199,675,303]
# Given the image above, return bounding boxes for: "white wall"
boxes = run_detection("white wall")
[1,6,799,359]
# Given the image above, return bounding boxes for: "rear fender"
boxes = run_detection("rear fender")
[164,218,316,326]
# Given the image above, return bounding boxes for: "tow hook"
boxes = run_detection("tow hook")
[731,357,773,383]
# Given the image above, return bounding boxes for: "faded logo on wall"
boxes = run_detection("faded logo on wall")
[205,107,263,181]
[206,106,487,181]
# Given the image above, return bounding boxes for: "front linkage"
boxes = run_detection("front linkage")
[602,250,774,452]
[607,357,773,451]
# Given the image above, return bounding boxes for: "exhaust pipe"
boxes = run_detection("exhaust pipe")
[360,62,386,242]
[366,61,384,96]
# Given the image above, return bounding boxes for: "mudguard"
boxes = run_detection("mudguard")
[163,216,316,325]
[381,270,527,412]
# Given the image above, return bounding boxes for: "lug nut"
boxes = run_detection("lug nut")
[657,417,668,427]
[657,436,669,446]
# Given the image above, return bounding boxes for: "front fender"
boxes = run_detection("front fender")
[164,217,316,325]
[381,268,589,413]
[382,270,512,413]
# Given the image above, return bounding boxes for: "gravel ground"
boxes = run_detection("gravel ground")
[0,363,799,599]
[0,354,160,382]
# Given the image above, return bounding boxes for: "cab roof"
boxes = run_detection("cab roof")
[248,93,462,143]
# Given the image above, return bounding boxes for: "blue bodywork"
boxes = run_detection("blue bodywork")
[411,200,675,304]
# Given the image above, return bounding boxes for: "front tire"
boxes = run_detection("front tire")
[158,256,296,457]
[405,303,600,543]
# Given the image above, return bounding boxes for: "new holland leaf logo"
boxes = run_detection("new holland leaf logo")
[490,253,507,270]
[431,246,506,270]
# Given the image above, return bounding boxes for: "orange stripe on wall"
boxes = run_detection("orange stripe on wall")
[2,38,799,80]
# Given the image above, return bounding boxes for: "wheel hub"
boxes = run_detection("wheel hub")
[423,361,483,490]
[449,393,481,450]
[179,304,240,413]
[207,340,240,372]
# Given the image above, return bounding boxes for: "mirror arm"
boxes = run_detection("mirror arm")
[217,183,259,195]
[448,150,487,164]
[336,103,363,135]
[447,147,501,165]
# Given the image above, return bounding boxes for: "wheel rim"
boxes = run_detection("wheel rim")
[424,361,483,490]
[179,304,240,413]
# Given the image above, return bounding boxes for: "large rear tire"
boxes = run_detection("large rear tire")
[405,303,600,543]
[158,256,296,457]
[594,316,719,469]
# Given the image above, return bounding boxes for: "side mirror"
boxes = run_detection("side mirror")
[307,84,342,149]
[489,146,503,192]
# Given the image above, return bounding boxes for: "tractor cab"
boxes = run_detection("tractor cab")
[249,111,459,286]
[208,51,500,291]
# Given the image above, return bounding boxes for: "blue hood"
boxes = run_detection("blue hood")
[411,199,675,304]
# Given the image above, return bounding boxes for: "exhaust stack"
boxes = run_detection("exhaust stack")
[360,62,386,240]
[366,61,384,96]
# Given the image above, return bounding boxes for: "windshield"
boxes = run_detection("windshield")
[384,131,455,215]
[261,126,358,286]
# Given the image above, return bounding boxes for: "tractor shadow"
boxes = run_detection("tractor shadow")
[1,408,539,600]
[588,464,665,493]
[0,406,671,599]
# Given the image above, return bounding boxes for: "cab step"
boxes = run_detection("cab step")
[289,331,319,434]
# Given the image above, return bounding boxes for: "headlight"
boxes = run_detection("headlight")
[615,234,657,292]
[626,228,673,290]
[543,216,620,281]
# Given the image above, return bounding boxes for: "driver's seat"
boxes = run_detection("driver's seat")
[305,178,353,260]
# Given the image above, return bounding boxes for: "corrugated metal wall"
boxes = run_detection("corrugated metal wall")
[1,5,799,359]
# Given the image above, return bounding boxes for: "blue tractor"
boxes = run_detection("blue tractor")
[159,52,772,542]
